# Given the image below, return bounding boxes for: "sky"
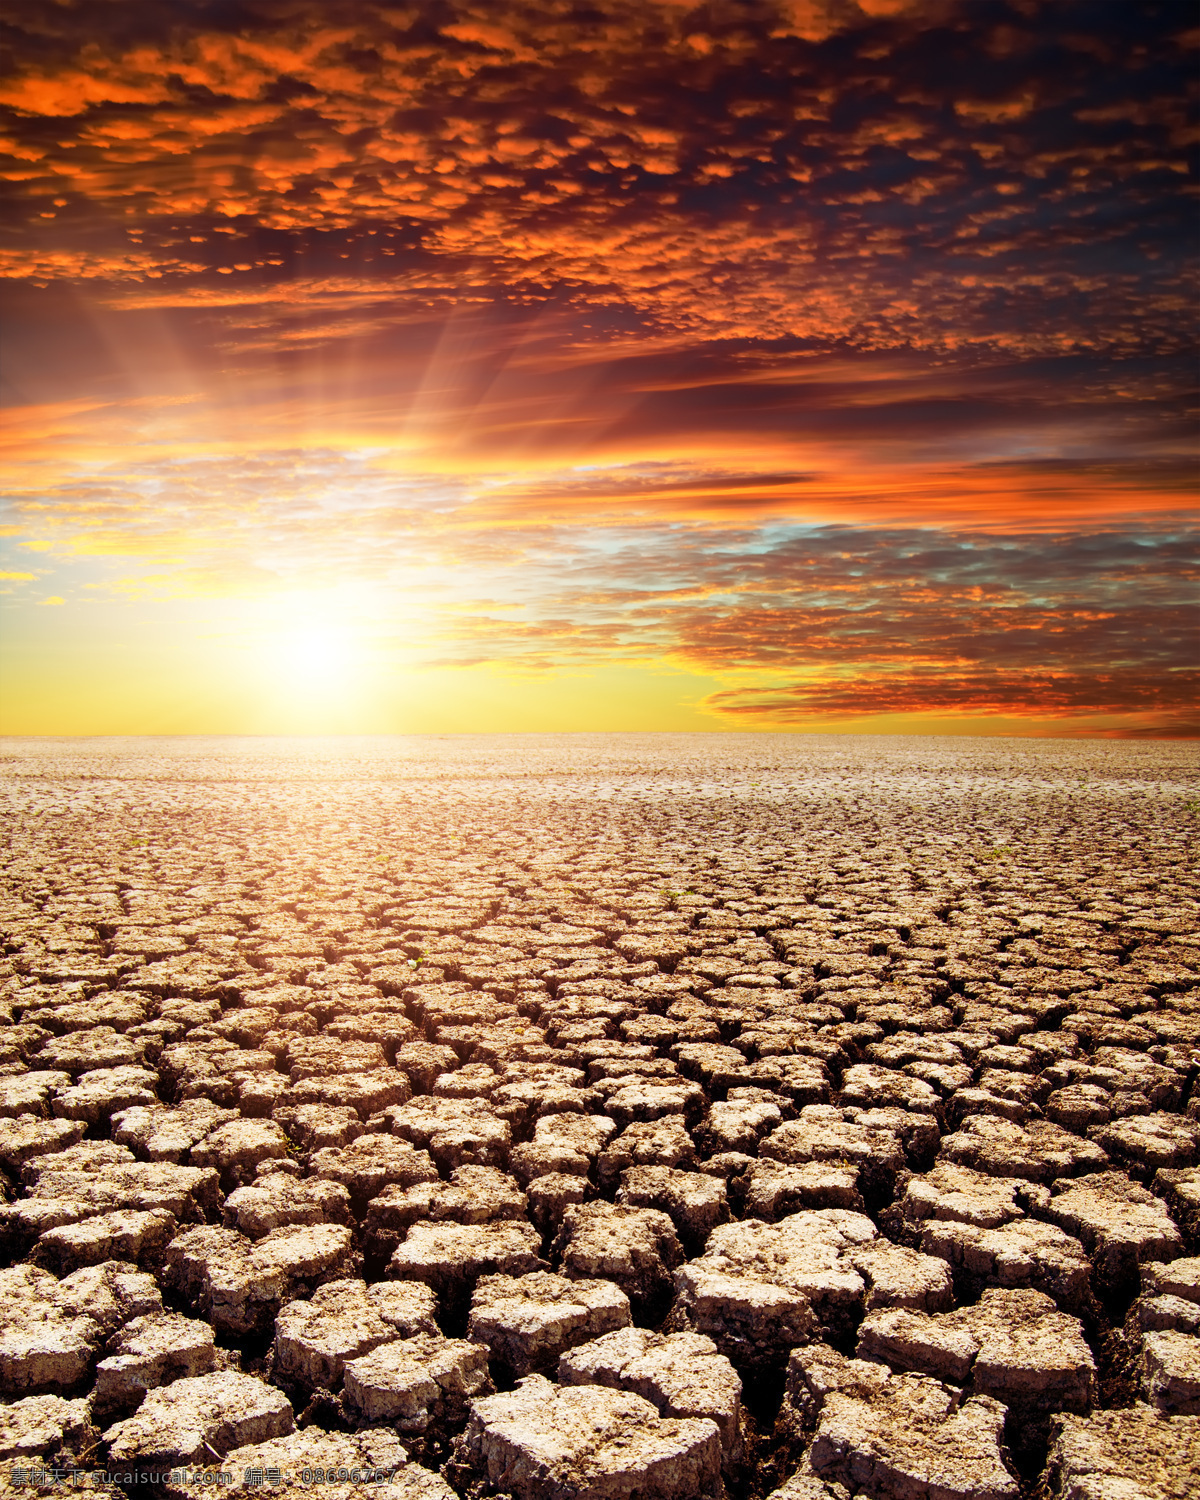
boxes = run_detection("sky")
[0,0,1196,737]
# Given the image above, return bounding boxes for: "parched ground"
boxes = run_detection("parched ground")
[0,733,1198,1500]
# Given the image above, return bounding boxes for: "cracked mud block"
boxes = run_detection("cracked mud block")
[387,1221,545,1319]
[1047,1048,1187,1112]
[159,1041,277,1109]
[763,1470,852,1500]
[844,1105,940,1167]
[783,1344,1018,1500]
[93,1311,217,1416]
[553,1201,684,1318]
[1045,1404,1200,1500]
[857,1286,1094,1426]
[272,1102,363,1152]
[35,1026,146,1075]
[760,1106,906,1205]
[597,1116,696,1190]
[850,1242,954,1313]
[622,1016,686,1050]
[111,1099,239,1161]
[698,1092,784,1155]
[397,1043,461,1093]
[1,1144,220,1253]
[973,1068,1052,1119]
[1142,1257,1200,1308]
[604,1079,707,1130]
[431,1062,500,1100]
[309,1135,438,1214]
[526,1172,588,1235]
[163,1428,456,1500]
[0,1261,161,1395]
[867,1036,967,1074]
[0,1072,72,1121]
[940,1115,1110,1183]
[1046,1084,1120,1131]
[581,1039,658,1077]
[672,1210,879,1365]
[274,1279,438,1391]
[944,1088,1032,1129]
[0,1015,50,1062]
[42,1260,163,1335]
[375,1098,511,1172]
[467,1272,631,1377]
[24,993,150,1036]
[0,1395,93,1461]
[342,1332,491,1429]
[164,1222,359,1337]
[894,1161,1034,1233]
[492,1077,604,1135]
[20,1137,164,1184]
[191,1119,293,1189]
[161,1225,253,1305]
[744,1055,834,1107]
[362,1166,526,1268]
[454,1373,722,1500]
[743,1160,865,1219]
[559,1326,743,1465]
[1155,1166,1200,1250]
[0,1118,86,1173]
[1092,1111,1200,1181]
[1140,1328,1200,1415]
[840,1064,942,1119]
[1047,1171,1184,1291]
[617,1165,728,1252]
[104,1369,294,1465]
[33,1206,177,1272]
[918,1213,1093,1310]
[286,1037,388,1080]
[1128,1299,1200,1342]
[284,1070,412,1119]
[325,1012,419,1057]
[223,1173,352,1239]
[50,1065,159,1124]
[672,1041,761,1093]
[533,1111,617,1163]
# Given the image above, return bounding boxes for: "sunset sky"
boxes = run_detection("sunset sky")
[1,0,1195,736]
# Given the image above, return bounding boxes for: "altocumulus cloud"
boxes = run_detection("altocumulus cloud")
[0,0,1195,734]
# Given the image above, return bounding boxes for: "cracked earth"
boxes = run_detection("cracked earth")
[0,734,1197,1500]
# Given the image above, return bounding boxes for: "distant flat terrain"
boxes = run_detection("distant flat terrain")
[0,735,1197,1500]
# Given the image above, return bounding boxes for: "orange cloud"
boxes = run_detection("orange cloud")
[704,668,1199,736]
[0,1,1190,353]
[0,1,1194,736]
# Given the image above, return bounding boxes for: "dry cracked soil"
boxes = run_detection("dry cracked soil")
[0,732,1198,1500]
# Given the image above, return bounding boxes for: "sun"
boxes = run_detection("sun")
[268,619,359,688]
[242,594,377,721]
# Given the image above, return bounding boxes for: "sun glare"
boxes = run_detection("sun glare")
[268,619,359,687]
[241,595,378,724]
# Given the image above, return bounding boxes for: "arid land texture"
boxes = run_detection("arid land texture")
[0,734,1198,1499]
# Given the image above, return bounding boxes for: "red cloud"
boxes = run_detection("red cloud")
[704,668,1200,735]
[0,2,1193,737]
[0,2,1190,355]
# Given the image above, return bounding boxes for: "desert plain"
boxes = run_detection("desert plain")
[0,732,1197,1499]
